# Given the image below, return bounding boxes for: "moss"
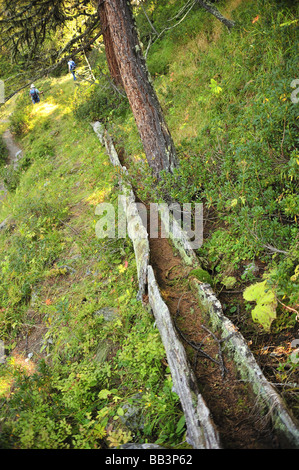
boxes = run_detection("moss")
[243,280,277,332]
[189,268,213,285]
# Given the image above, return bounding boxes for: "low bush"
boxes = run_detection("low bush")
[73,81,129,123]
[0,136,8,166]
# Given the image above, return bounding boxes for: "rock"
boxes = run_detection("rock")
[13,150,23,169]
[94,307,119,322]
[120,393,145,432]
[30,287,39,307]
[0,216,14,232]
[0,218,9,231]
[85,268,99,276]
[243,262,259,276]
[25,352,33,363]
[59,265,76,274]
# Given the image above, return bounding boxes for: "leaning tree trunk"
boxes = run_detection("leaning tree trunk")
[98,0,178,176]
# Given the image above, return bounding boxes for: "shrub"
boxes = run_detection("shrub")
[9,102,30,137]
[0,136,8,166]
[73,82,129,123]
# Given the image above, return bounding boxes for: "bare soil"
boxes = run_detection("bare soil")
[148,231,280,448]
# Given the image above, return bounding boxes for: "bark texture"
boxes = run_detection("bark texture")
[98,0,178,176]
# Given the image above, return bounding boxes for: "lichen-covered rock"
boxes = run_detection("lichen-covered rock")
[94,307,119,322]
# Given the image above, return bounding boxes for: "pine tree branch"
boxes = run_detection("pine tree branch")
[1,31,102,103]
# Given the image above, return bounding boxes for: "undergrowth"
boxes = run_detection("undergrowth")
[0,76,185,449]
[109,0,299,332]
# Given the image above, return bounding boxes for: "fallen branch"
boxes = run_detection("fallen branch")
[262,243,288,255]
[200,324,234,378]
[195,0,235,30]
[278,299,299,319]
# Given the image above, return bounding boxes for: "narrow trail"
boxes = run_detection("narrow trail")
[0,121,22,203]
[119,148,276,448]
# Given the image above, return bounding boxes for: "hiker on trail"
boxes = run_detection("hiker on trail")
[29,84,43,104]
[68,58,77,81]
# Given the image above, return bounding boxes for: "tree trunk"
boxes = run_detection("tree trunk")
[98,0,178,176]
[98,3,123,88]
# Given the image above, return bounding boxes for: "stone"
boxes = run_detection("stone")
[243,262,259,276]
[120,393,145,432]
[0,218,9,231]
[30,286,39,307]
[94,307,119,322]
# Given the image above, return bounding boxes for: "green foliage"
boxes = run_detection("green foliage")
[209,78,222,95]
[189,267,213,285]
[116,315,166,387]
[0,136,8,167]
[243,278,278,332]
[268,241,299,313]
[73,80,129,123]
[9,94,31,136]
[0,151,34,191]
[114,0,299,333]
[26,139,55,160]
[0,73,184,449]
[147,38,175,76]
[221,276,237,289]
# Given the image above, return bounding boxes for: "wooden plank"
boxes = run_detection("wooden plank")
[148,265,221,449]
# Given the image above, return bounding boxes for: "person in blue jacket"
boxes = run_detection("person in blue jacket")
[29,84,43,104]
[68,59,77,81]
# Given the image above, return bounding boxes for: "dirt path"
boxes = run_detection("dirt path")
[149,232,278,449]
[0,122,22,202]
[2,128,22,167]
